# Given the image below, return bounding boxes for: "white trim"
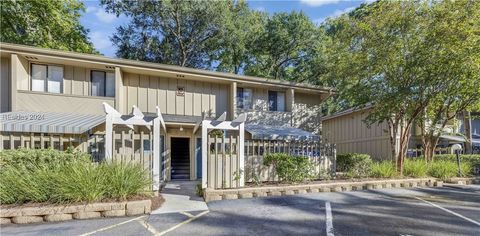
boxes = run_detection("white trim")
[103,103,165,191]
[201,112,246,188]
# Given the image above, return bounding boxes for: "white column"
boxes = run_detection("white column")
[239,122,245,187]
[105,114,113,160]
[152,117,160,191]
[201,120,208,188]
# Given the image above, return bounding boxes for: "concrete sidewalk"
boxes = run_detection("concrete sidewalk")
[152,180,208,214]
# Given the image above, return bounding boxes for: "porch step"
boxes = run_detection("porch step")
[171,174,190,180]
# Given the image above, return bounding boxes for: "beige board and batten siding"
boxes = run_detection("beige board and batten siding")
[13,60,114,115]
[322,108,392,160]
[1,57,10,112]
[122,72,228,117]
[293,92,323,134]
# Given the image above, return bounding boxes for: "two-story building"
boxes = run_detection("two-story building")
[0,43,334,187]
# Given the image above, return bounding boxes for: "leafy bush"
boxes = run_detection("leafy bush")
[0,149,150,205]
[264,153,315,183]
[370,161,397,178]
[336,153,372,178]
[403,159,429,177]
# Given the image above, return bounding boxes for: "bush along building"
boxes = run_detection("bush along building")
[0,43,336,191]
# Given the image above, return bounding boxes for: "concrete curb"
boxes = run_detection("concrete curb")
[0,199,151,225]
[204,178,447,202]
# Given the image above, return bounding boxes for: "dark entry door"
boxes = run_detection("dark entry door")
[171,137,190,180]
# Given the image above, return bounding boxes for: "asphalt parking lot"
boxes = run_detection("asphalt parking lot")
[2,185,479,236]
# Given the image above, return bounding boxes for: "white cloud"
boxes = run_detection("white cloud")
[300,0,342,7]
[85,6,117,23]
[95,10,117,23]
[313,6,355,25]
[89,31,111,51]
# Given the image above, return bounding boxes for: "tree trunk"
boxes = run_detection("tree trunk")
[464,111,473,154]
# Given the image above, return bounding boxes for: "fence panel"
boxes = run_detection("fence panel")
[244,140,336,184]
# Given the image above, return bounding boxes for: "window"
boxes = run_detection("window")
[237,87,253,109]
[268,91,285,111]
[91,70,115,97]
[31,64,63,93]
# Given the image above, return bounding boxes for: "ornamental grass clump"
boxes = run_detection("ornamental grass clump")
[403,159,429,178]
[0,149,151,205]
[428,160,472,181]
[370,161,397,178]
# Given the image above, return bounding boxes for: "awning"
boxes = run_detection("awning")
[439,134,467,142]
[0,111,105,134]
[245,124,319,141]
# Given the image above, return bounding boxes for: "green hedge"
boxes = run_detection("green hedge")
[264,153,315,183]
[336,153,372,178]
[0,149,151,205]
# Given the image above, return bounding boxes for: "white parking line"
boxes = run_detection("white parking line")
[137,219,161,235]
[79,215,146,236]
[415,197,480,227]
[325,202,334,236]
[158,210,210,236]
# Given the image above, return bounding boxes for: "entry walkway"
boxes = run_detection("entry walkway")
[152,180,209,214]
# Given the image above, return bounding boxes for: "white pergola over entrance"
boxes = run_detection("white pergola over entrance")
[103,103,166,191]
[200,113,247,188]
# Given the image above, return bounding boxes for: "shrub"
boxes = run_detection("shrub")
[336,153,372,178]
[428,160,472,180]
[403,159,429,177]
[264,153,315,183]
[0,149,150,205]
[370,161,397,178]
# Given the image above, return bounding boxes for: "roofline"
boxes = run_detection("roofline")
[321,104,374,121]
[0,43,336,94]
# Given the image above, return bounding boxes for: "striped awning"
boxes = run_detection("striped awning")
[0,111,105,134]
[245,124,319,141]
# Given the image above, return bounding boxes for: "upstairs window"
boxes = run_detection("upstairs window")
[236,87,252,109]
[91,70,115,97]
[31,64,63,93]
[268,91,285,112]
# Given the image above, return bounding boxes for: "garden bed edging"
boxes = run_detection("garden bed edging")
[0,199,151,225]
[203,178,447,202]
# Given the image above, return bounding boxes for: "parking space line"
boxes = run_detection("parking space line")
[79,215,146,236]
[179,211,195,218]
[415,197,480,227]
[325,202,334,236]
[158,210,210,236]
[137,219,161,235]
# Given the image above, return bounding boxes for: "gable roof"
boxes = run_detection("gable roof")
[0,43,335,94]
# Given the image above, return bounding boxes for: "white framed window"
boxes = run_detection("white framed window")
[236,87,253,109]
[31,64,63,93]
[91,70,115,97]
[31,64,46,92]
[268,91,285,112]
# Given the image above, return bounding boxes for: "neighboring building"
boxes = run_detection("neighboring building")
[0,43,334,187]
[322,107,480,160]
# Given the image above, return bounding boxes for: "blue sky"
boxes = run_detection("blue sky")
[80,0,370,57]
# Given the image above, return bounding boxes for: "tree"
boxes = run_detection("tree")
[102,0,230,68]
[323,1,476,174]
[244,12,319,81]
[0,0,96,53]
[416,0,480,162]
[213,1,267,74]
